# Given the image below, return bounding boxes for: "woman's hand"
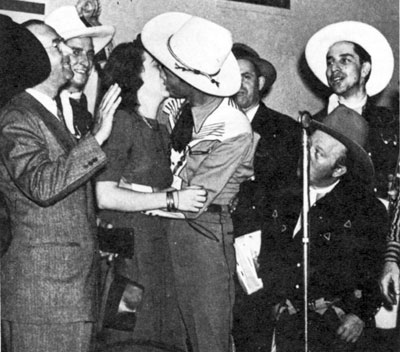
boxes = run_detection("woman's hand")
[176,187,207,212]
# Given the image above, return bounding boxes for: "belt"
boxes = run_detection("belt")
[206,204,230,213]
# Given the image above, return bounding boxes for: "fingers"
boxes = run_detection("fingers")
[99,83,121,110]
[337,314,364,343]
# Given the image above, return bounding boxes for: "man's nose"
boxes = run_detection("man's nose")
[60,42,73,56]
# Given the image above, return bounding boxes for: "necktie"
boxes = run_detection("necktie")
[55,95,68,130]
[69,94,93,138]
[170,102,194,152]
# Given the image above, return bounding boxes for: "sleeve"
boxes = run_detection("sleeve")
[96,110,133,183]
[386,194,400,263]
[183,132,253,219]
[0,107,106,207]
[340,198,389,323]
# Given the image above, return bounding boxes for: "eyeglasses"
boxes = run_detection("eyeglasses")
[44,37,67,54]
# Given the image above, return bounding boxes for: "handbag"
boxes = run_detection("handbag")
[97,227,134,258]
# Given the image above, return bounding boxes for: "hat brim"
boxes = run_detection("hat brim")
[0,15,51,107]
[239,55,277,90]
[305,21,394,96]
[62,25,115,54]
[142,12,241,97]
[310,119,375,184]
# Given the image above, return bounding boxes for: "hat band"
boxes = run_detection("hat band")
[167,36,220,87]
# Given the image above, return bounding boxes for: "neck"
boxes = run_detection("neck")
[137,94,163,120]
[187,89,218,107]
[33,81,60,99]
[338,87,367,106]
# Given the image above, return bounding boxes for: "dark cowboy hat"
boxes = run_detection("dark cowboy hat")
[310,105,374,184]
[232,42,277,94]
[0,15,51,108]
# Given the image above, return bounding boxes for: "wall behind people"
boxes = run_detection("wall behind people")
[42,0,399,118]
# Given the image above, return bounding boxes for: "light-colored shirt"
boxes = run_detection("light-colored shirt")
[327,93,368,115]
[60,90,83,135]
[244,104,259,123]
[26,88,58,119]
[174,97,259,218]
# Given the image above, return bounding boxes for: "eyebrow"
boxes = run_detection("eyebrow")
[327,52,356,60]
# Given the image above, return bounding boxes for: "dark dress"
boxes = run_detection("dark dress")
[97,109,182,349]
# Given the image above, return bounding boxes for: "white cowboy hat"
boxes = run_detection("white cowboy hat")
[45,6,115,54]
[141,12,241,97]
[305,21,394,96]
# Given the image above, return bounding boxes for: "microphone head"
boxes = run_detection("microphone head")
[298,111,312,129]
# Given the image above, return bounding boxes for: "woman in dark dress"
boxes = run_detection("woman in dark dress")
[95,37,206,351]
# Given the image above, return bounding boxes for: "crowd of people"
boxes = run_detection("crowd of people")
[0,5,399,352]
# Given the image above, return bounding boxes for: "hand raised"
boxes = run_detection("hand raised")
[94,83,121,146]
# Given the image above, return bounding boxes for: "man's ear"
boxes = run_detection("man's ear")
[332,165,347,178]
[361,62,371,80]
[258,75,266,92]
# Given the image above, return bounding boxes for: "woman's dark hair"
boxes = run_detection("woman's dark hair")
[100,35,145,112]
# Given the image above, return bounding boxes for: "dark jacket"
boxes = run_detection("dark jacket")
[314,99,398,199]
[260,177,388,324]
[232,102,301,235]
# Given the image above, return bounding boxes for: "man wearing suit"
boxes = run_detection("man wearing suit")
[260,106,388,351]
[231,43,301,352]
[0,21,121,352]
[230,43,301,236]
[45,5,115,139]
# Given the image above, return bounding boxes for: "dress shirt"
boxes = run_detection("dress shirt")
[244,104,259,123]
[60,90,82,135]
[327,93,368,115]
[26,88,58,118]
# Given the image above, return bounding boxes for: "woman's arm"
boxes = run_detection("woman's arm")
[96,181,206,212]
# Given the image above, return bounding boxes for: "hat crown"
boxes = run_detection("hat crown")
[322,105,368,148]
[169,16,233,75]
[45,6,86,38]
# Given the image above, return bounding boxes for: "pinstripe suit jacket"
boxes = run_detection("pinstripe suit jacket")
[0,92,106,323]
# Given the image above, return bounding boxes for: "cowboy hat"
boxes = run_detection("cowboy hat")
[310,105,374,184]
[232,42,277,94]
[0,15,51,108]
[141,12,241,97]
[305,21,394,96]
[45,6,115,54]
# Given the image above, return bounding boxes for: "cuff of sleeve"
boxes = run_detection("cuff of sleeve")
[384,241,400,263]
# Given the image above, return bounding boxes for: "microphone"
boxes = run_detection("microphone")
[298,111,312,130]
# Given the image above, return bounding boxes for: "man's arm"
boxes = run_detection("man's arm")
[380,191,400,304]
[182,132,254,219]
[0,107,107,206]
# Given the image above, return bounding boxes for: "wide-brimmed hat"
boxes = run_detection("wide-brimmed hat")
[45,6,115,54]
[310,105,374,184]
[232,42,277,94]
[0,15,51,108]
[142,12,241,97]
[305,21,394,96]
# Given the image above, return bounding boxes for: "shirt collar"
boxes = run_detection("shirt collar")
[26,88,58,118]
[244,104,260,123]
[327,93,368,115]
[192,97,223,133]
[309,180,340,205]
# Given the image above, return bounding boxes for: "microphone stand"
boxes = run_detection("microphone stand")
[299,111,312,352]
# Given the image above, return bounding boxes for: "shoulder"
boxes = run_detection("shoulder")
[214,97,252,134]
[364,100,397,127]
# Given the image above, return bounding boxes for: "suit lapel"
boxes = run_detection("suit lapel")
[19,92,77,152]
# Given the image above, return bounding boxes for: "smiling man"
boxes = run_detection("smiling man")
[45,5,115,139]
